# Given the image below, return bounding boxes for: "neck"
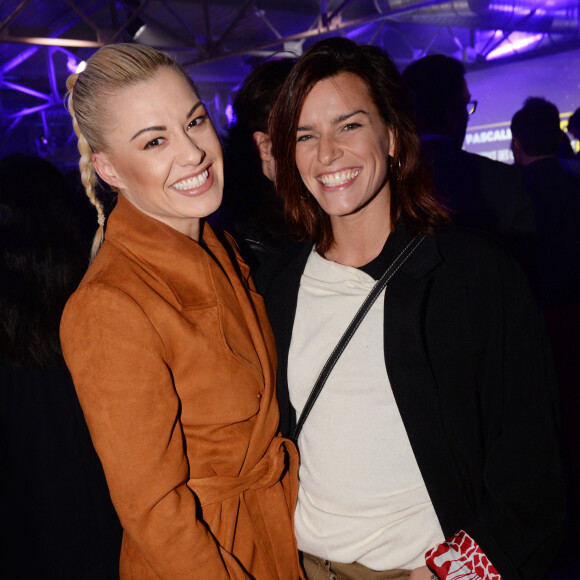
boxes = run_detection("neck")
[324,213,392,268]
[517,153,555,167]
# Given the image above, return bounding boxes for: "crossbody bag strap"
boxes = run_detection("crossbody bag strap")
[290,232,426,444]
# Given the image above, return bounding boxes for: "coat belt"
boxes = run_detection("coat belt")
[187,436,294,506]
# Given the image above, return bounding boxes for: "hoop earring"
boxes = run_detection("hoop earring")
[388,155,402,181]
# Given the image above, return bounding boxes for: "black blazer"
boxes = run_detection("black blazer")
[422,138,537,281]
[256,223,565,580]
[422,138,536,246]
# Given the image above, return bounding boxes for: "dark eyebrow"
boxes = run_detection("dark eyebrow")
[297,109,369,132]
[336,109,368,123]
[185,101,204,121]
[130,125,166,141]
[130,101,204,141]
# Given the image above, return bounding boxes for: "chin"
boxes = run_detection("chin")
[201,194,223,219]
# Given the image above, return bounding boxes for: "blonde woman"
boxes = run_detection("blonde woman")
[61,43,301,579]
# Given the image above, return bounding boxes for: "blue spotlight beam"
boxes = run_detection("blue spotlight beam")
[7,116,23,132]
[1,81,49,100]
[1,0,108,133]
[47,48,59,100]
[2,46,39,74]
[8,102,56,118]
[482,8,538,58]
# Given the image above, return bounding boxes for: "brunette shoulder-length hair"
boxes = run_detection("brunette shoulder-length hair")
[268,36,448,253]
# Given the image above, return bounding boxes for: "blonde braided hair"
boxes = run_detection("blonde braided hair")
[66,73,105,261]
[65,43,199,261]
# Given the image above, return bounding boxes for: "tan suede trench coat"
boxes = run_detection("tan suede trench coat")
[60,195,301,579]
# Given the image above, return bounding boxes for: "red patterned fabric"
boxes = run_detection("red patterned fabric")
[425,530,502,580]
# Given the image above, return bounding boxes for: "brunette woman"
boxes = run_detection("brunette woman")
[257,37,565,580]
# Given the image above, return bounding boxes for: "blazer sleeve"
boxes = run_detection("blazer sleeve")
[60,282,250,579]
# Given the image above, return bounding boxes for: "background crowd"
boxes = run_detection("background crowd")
[1,37,579,580]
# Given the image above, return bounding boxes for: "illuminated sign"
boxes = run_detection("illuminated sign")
[464,115,578,163]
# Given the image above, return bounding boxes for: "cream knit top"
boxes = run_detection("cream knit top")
[288,248,444,570]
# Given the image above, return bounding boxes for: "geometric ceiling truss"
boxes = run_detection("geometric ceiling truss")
[1,0,579,164]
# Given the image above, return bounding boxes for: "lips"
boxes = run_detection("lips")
[317,168,361,187]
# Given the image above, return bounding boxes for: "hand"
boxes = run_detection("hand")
[409,565,437,580]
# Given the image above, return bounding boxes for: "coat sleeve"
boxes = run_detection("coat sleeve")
[60,282,250,579]
[428,246,566,580]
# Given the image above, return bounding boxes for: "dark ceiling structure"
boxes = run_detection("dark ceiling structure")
[1,0,579,164]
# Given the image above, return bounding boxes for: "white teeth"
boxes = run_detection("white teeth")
[172,169,209,190]
[318,168,361,186]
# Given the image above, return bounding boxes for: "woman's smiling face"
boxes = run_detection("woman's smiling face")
[92,67,223,240]
[295,72,395,227]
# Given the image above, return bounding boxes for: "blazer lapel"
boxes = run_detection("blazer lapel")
[384,230,474,534]
[264,242,312,437]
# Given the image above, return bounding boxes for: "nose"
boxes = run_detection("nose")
[318,133,341,166]
[178,131,205,165]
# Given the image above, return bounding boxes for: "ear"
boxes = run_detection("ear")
[252,131,273,162]
[92,152,123,190]
[387,128,396,158]
[511,136,521,159]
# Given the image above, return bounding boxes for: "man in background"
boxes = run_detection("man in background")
[511,96,580,566]
[402,55,536,276]
[511,96,580,306]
